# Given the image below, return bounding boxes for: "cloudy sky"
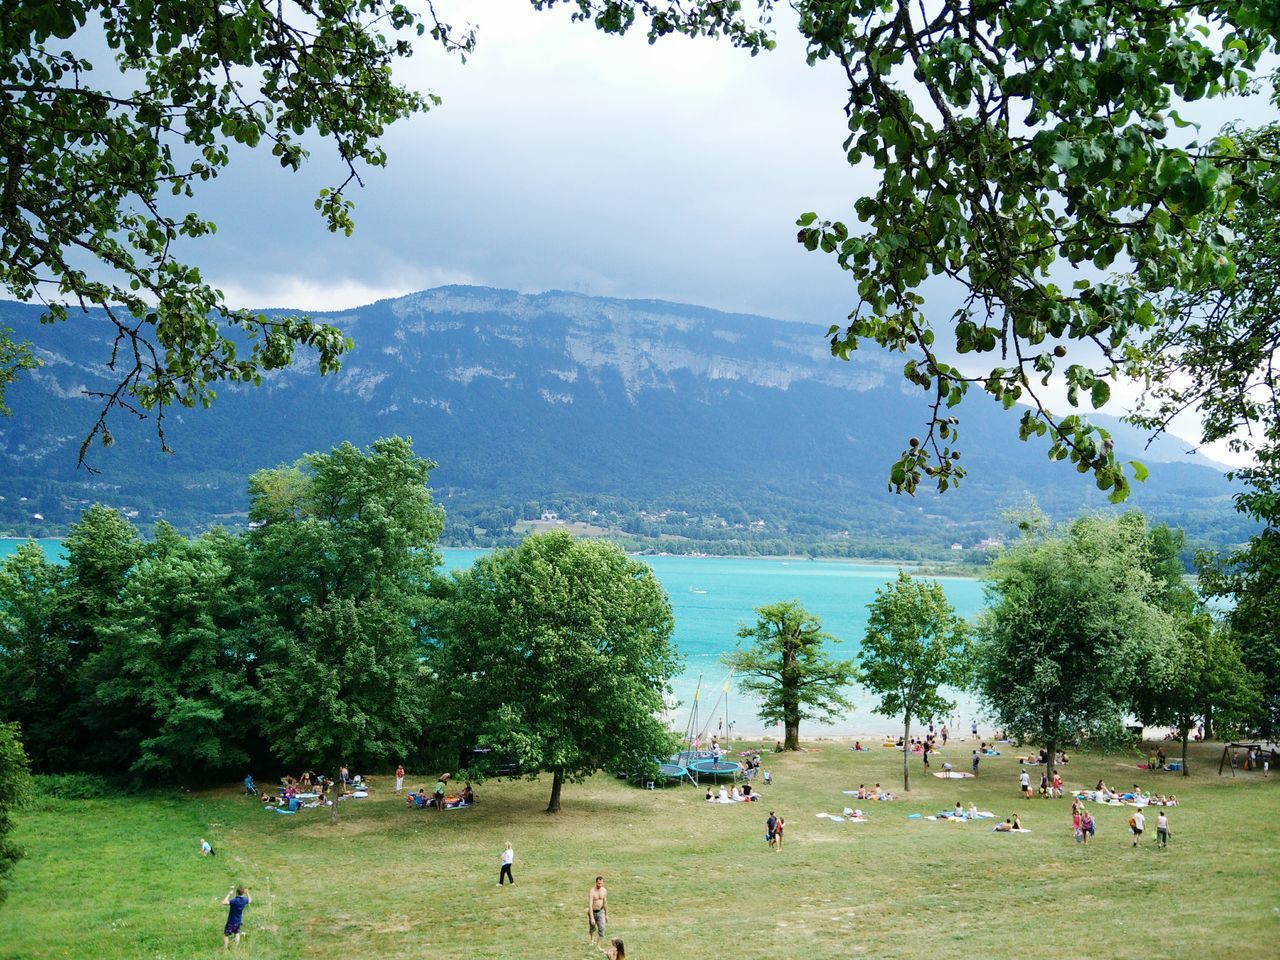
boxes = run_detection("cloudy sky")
[98,2,1280,465]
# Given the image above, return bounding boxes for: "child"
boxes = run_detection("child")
[199,838,215,857]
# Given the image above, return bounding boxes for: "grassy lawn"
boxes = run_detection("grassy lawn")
[2,739,1277,959]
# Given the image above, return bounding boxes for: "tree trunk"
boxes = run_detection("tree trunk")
[1046,737,1056,787]
[330,787,339,826]
[1181,720,1190,777]
[902,715,911,792]
[546,768,564,814]
[782,646,800,750]
[1203,706,1215,741]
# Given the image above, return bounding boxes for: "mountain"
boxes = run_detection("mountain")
[0,286,1251,557]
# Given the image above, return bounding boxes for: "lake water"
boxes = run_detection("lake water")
[1,539,988,737]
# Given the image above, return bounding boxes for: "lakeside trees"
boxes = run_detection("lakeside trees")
[973,514,1175,779]
[724,601,855,751]
[426,531,680,813]
[859,573,970,791]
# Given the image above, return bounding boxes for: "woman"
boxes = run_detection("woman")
[498,842,515,886]
[607,937,626,959]
[1072,808,1083,843]
[774,816,785,850]
[1080,810,1095,844]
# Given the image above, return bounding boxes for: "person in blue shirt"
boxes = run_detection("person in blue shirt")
[243,775,256,796]
[222,886,251,950]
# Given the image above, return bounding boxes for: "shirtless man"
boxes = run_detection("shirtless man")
[588,876,608,947]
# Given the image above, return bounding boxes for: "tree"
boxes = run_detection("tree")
[1133,611,1260,775]
[0,542,69,772]
[427,531,680,813]
[974,513,1174,780]
[249,437,444,772]
[84,526,263,781]
[0,0,479,454]
[723,600,854,751]
[859,572,969,791]
[0,721,32,907]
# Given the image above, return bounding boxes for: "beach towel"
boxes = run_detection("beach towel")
[932,771,975,779]
[993,827,1032,833]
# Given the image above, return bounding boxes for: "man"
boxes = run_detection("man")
[971,750,980,777]
[921,740,931,769]
[222,886,251,950]
[766,811,778,848]
[971,719,978,739]
[1156,811,1170,848]
[588,876,608,947]
[1019,769,1030,797]
[1130,808,1145,847]
[434,773,449,811]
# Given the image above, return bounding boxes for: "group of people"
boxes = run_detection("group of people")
[764,810,786,849]
[406,773,476,810]
[705,783,757,802]
[1017,768,1065,798]
[851,783,898,800]
[246,767,368,811]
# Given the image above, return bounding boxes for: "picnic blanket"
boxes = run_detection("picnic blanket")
[993,827,1033,833]
[932,771,975,779]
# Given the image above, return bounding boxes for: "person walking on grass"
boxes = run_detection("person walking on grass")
[221,886,251,950]
[774,816,786,850]
[588,876,608,948]
[395,764,405,793]
[1129,808,1145,847]
[971,750,980,777]
[1019,769,1030,797]
[499,842,515,886]
[1156,811,1170,848]
[1081,810,1094,844]
[766,811,778,849]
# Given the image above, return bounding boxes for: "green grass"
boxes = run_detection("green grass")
[3,740,1278,959]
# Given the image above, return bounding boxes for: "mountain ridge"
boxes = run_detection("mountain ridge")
[0,285,1249,556]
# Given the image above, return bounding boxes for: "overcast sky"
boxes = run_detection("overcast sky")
[160,2,1277,465]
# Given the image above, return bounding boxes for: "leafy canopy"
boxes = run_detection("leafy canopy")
[974,512,1175,752]
[723,600,854,750]
[0,0,471,458]
[427,530,680,812]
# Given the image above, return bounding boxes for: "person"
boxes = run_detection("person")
[856,784,866,800]
[1052,772,1063,798]
[588,876,608,948]
[434,773,449,811]
[941,724,949,746]
[1156,747,1166,769]
[499,842,515,886]
[1011,814,1022,830]
[732,785,743,801]
[854,740,862,751]
[953,802,964,818]
[1081,810,1095,844]
[222,886,251,950]
[461,783,475,805]
[200,838,215,857]
[971,751,980,776]
[742,783,754,801]
[339,765,349,789]
[395,764,405,792]
[1019,769,1030,797]
[994,818,1013,832]
[705,787,714,802]
[921,740,931,768]
[607,937,626,960]
[774,816,785,850]
[766,811,778,847]
[1156,811,1170,848]
[242,775,256,796]
[971,719,978,739]
[968,802,978,820]
[718,786,729,802]
[1130,808,1145,847]
[1039,772,1049,798]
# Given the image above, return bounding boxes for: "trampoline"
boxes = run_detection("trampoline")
[658,763,689,779]
[689,759,742,779]
[677,750,714,766]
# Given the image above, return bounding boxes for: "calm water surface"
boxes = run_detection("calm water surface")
[2,539,987,735]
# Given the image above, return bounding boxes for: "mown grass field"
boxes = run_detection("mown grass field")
[2,739,1276,960]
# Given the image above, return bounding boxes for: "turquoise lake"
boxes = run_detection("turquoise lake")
[0,539,987,736]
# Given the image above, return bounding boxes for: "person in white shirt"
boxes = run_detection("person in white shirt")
[498,842,515,885]
[1130,809,1146,846]
[1156,812,1170,848]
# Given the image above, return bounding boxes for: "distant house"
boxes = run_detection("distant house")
[540,510,559,522]
[975,538,1003,551]
[950,543,964,551]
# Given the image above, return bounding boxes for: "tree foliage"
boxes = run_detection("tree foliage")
[859,572,969,790]
[0,721,32,907]
[974,513,1174,773]
[723,600,854,751]
[427,530,680,812]
[0,0,477,456]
